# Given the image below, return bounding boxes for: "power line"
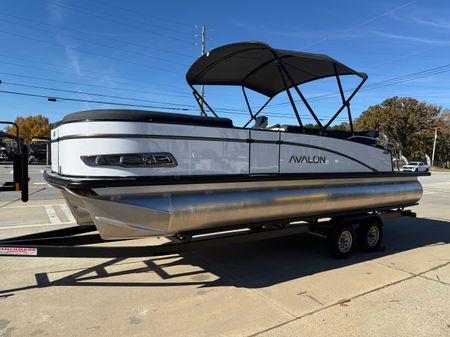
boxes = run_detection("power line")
[361,65,450,90]
[3,11,194,58]
[0,84,348,122]
[91,0,194,29]
[0,89,191,111]
[220,110,348,122]
[44,0,194,45]
[0,71,192,99]
[90,0,194,31]
[0,70,287,114]
[5,62,430,121]
[0,16,187,67]
[0,87,302,119]
[10,48,448,121]
[0,78,280,115]
[305,0,418,48]
[271,63,450,107]
[0,12,194,59]
[0,58,188,93]
[0,30,183,76]
[0,80,197,108]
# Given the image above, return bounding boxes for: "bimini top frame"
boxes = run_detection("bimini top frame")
[186,41,368,134]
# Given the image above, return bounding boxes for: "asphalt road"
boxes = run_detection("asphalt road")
[0,168,449,337]
[0,164,61,201]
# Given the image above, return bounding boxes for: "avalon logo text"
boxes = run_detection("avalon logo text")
[289,155,326,164]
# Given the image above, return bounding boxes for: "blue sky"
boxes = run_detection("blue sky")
[1,0,449,127]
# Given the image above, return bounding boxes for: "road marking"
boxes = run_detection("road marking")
[60,204,76,223]
[0,222,78,230]
[33,182,48,185]
[0,203,66,209]
[45,205,61,224]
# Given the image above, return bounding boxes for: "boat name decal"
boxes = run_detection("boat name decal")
[289,155,327,164]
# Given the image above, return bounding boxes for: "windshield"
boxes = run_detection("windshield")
[408,162,420,165]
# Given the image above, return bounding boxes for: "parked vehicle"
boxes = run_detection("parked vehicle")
[0,144,9,161]
[402,161,429,172]
[28,143,47,164]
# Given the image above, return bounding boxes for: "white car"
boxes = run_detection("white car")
[402,161,429,172]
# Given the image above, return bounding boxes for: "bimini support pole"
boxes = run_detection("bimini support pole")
[189,84,219,118]
[241,86,254,119]
[278,65,323,129]
[191,88,207,116]
[243,96,273,128]
[333,63,354,135]
[321,72,367,134]
[271,53,303,130]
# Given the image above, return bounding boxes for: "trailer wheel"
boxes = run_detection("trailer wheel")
[327,224,356,259]
[357,218,383,252]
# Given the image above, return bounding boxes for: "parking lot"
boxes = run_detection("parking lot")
[0,165,449,337]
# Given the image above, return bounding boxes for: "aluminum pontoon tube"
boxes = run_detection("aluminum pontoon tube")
[64,175,423,240]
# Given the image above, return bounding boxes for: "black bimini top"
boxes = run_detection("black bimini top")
[186,41,367,98]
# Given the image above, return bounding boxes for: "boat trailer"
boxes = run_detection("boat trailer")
[0,209,416,259]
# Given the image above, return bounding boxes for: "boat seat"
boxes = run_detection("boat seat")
[265,123,281,130]
[55,109,234,128]
[281,125,320,135]
[251,116,268,129]
[281,124,380,145]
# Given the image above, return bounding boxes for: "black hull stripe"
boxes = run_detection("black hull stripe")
[43,170,428,190]
[52,133,382,171]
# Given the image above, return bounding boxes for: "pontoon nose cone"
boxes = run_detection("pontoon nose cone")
[82,197,171,240]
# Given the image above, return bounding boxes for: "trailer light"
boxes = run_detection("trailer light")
[81,153,177,168]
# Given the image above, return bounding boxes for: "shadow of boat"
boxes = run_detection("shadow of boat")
[0,216,449,294]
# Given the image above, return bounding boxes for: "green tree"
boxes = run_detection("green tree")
[435,110,450,166]
[303,122,350,131]
[354,97,441,160]
[5,115,52,144]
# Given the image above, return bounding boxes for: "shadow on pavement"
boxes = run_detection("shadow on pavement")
[1,216,449,294]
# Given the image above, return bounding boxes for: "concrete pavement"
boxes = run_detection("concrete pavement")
[0,172,449,337]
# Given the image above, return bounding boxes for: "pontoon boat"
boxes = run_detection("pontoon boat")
[44,42,425,240]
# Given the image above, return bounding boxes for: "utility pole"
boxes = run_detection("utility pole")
[199,25,206,116]
[431,128,437,167]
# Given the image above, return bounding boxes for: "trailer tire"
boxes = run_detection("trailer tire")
[327,224,356,259]
[357,218,383,252]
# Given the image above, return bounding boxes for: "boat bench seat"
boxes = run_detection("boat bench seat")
[55,109,234,128]
[282,125,380,145]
